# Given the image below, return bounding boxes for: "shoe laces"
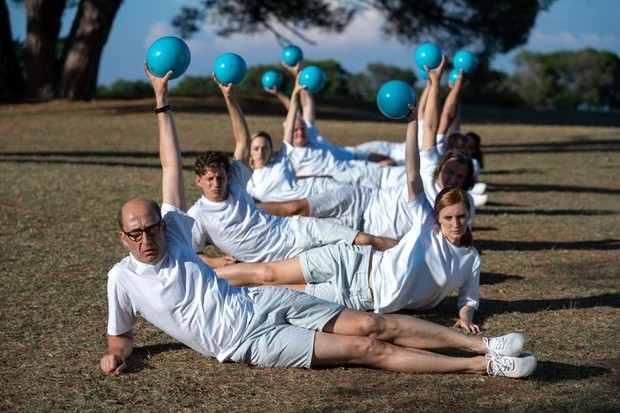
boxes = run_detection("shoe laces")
[483,336,506,354]
[486,353,515,377]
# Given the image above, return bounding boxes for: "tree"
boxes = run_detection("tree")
[173,0,555,62]
[4,0,554,102]
[348,63,415,101]
[511,49,620,109]
[2,0,122,102]
[0,0,27,102]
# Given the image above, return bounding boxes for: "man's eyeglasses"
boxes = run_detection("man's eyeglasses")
[122,220,163,242]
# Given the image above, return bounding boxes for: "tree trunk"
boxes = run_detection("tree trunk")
[60,0,123,101]
[0,0,28,102]
[24,0,66,101]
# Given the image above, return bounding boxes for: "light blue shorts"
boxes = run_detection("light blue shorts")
[228,287,344,368]
[299,244,374,312]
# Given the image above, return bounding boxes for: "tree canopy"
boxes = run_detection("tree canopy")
[4,0,555,102]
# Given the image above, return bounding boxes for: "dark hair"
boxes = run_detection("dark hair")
[465,131,484,169]
[443,132,467,153]
[251,131,273,148]
[434,187,473,247]
[117,198,161,231]
[194,151,231,176]
[433,149,475,190]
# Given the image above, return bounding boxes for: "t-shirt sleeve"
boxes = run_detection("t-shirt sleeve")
[457,251,481,310]
[162,203,195,250]
[106,268,136,336]
[230,160,253,187]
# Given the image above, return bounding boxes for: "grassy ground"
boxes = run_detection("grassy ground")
[1,98,619,412]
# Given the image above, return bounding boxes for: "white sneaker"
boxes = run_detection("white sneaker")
[471,193,488,207]
[483,333,525,357]
[471,182,487,195]
[487,353,537,378]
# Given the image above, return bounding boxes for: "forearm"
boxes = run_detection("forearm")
[458,305,476,324]
[107,333,133,360]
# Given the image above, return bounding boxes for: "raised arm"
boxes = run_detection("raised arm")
[405,106,422,201]
[214,75,251,166]
[264,84,291,110]
[283,76,305,145]
[438,68,465,135]
[282,61,315,124]
[145,65,186,211]
[421,56,446,151]
[416,79,431,122]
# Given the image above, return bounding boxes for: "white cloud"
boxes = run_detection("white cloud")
[529,30,620,52]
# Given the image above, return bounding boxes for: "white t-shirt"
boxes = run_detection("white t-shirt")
[106,204,254,362]
[247,144,349,202]
[363,185,415,239]
[189,161,357,262]
[305,121,357,161]
[371,193,480,313]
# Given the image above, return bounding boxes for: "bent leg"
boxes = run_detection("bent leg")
[354,232,398,251]
[312,331,486,374]
[214,258,305,286]
[257,199,309,216]
[325,309,487,354]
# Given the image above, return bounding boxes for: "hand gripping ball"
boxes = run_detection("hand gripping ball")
[146,36,191,79]
[453,49,478,74]
[261,70,283,90]
[414,42,442,70]
[214,52,248,85]
[376,80,417,120]
[298,66,326,93]
[281,45,304,66]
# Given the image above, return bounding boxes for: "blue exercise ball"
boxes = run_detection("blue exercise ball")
[418,67,429,81]
[214,52,248,85]
[376,80,417,120]
[298,66,326,93]
[281,45,304,66]
[453,49,478,74]
[414,42,442,70]
[448,68,462,85]
[261,70,283,90]
[146,36,191,79]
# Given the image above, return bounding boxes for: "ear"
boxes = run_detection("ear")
[194,175,201,186]
[118,231,130,249]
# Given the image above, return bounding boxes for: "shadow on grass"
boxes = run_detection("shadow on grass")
[533,361,611,382]
[484,138,620,155]
[0,150,233,169]
[408,292,620,327]
[476,238,620,251]
[486,182,620,195]
[477,208,618,216]
[480,272,524,285]
[124,342,188,374]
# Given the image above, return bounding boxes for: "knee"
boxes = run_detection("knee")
[356,313,387,338]
[255,265,279,284]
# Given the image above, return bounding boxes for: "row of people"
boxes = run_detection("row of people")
[99,63,536,379]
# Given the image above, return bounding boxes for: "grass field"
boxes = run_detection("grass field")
[1,98,619,412]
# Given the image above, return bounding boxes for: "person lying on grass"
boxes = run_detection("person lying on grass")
[187,76,396,269]
[215,84,481,330]
[99,64,537,380]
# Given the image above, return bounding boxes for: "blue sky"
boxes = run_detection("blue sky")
[8,0,620,86]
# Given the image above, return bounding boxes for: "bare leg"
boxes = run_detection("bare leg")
[354,232,398,251]
[257,199,309,216]
[325,309,487,354]
[312,331,487,374]
[214,258,306,286]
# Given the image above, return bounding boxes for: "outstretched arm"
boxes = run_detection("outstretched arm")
[264,85,291,110]
[283,75,306,145]
[214,75,251,165]
[405,106,422,201]
[438,69,465,135]
[421,56,446,151]
[145,65,186,211]
[416,79,431,122]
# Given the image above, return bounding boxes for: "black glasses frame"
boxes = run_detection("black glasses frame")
[122,220,163,242]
